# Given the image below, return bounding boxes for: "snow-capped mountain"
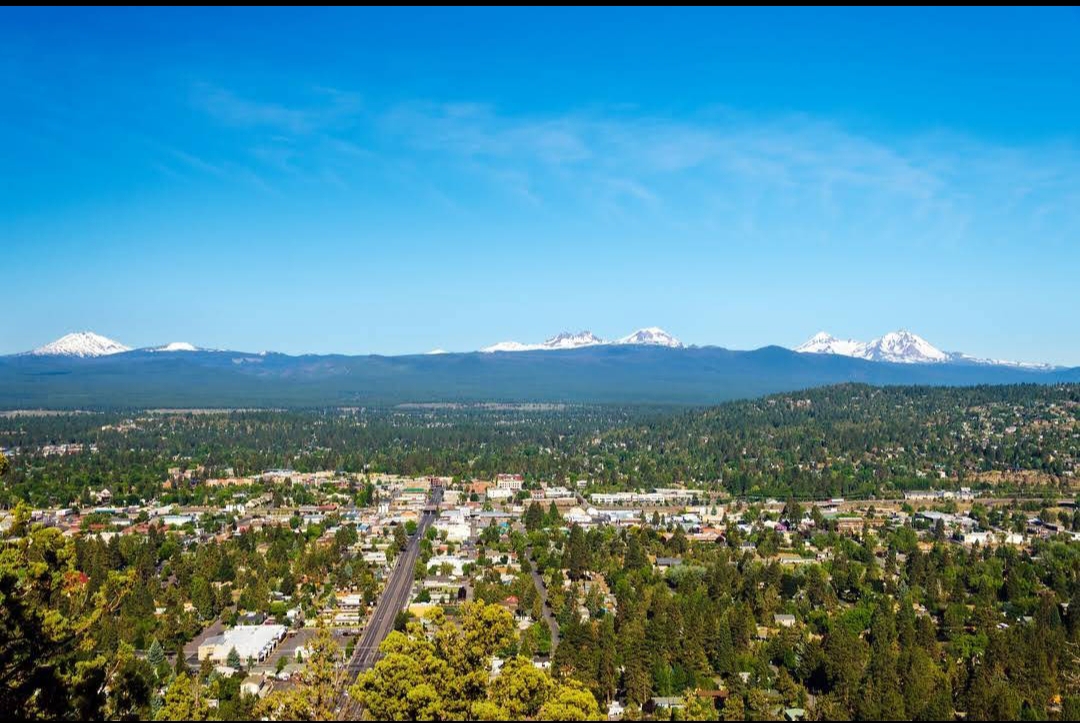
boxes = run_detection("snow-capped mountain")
[795,330,947,364]
[860,330,948,364]
[151,342,200,352]
[794,332,865,357]
[795,329,1053,368]
[943,352,1057,371]
[482,330,606,353]
[794,330,946,363]
[542,331,606,350]
[481,328,684,352]
[30,332,131,358]
[482,340,541,353]
[616,327,683,348]
[13,328,1055,370]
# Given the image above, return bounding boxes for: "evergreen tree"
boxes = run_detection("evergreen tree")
[226,646,242,669]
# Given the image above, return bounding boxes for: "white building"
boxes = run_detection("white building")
[496,474,524,491]
[427,554,472,577]
[564,507,594,526]
[198,625,287,664]
[486,487,514,502]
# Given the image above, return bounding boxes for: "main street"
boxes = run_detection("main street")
[337,485,442,718]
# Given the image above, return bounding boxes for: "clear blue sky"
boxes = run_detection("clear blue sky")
[3,7,1078,363]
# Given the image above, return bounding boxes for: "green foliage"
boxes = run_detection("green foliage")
[351,602,598,721]
[1,386,1080,719]
[226,646,242,669]
[0,523,134,718]
[256,626,340,721]
[536,679,602,720]
[156,672,209,721]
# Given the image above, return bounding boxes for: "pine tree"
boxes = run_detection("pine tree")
[525,502,544,531]
[226,646,242,669]
[147,639,165,669]
[564,525,589,581]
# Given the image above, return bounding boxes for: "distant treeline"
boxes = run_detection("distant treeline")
[1,383,1077,507]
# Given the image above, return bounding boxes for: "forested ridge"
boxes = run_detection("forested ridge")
[3,384,1076,507]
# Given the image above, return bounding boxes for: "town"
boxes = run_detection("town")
[3,391,1079,720]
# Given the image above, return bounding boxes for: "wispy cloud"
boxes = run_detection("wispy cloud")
[375,100,1080,246]
[175,82,1080,249]
[190,82,362,135]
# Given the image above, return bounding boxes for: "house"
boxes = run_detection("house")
[241,674,268,698]
[421,576,466,604]
[650,697,685,713]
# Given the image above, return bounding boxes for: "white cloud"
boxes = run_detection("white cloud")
[180,83,1080,251]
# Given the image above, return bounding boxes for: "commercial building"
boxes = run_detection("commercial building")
[197,625,287,664]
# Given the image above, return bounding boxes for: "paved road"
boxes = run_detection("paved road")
[337,487,442,718]
[529,561,560,651]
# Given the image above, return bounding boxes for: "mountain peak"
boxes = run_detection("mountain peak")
[482,330,606,353]
[617,327,683,348]
[153,342,200,352]
[863,330,947,363]
[30,332,131,358]
[542,330,605,349]
[482,327,681,352]
[481,340,535,353]
[795,332,862,356]
[796,329,946,364]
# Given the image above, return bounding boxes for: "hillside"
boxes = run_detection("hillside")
[0,345,1077,409]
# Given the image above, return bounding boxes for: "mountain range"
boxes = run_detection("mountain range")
[18,328,1055,369]
[794,330,1057,370]
[481,327,682,353]
[2,327,1077,409]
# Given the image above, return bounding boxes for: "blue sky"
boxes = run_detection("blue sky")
[2,7,1079,363]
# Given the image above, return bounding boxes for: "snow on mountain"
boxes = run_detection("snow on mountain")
[482,330,605,353]
[795,329,945,364]
[482,328,685,353]
[425,348,450,355]
[481,340,542,353]
[795,332,865,357]
[541,331,606,350]
[860,330,948,364]
[30,332,131,357]
[794,329,1054,368]
[616,327,683,348]
[481,328,687,353]
[944,352,1058,371]
[152,342,200,352]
